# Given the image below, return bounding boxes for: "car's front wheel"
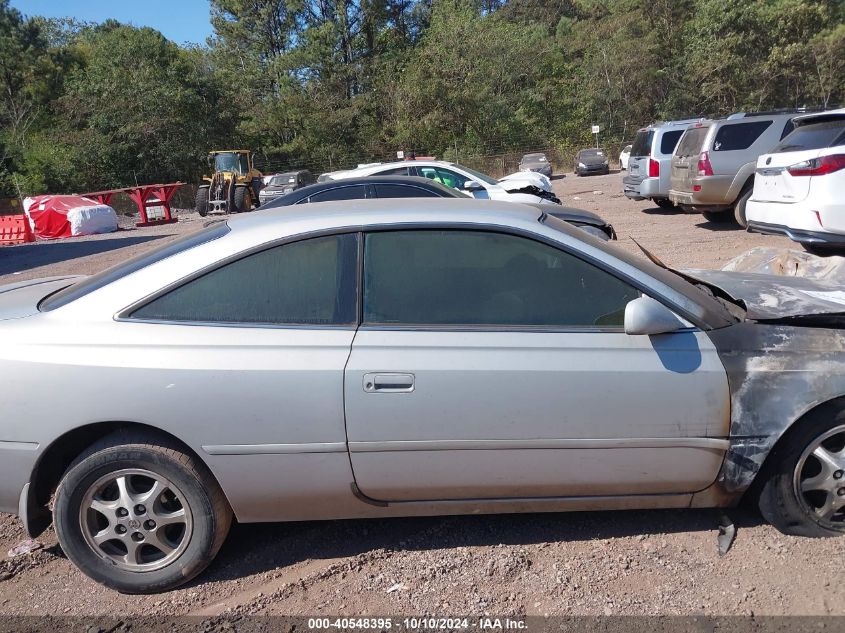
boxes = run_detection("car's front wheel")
[759,415,845,537]
[54,432,232,593]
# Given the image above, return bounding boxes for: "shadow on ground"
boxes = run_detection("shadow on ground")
[196,506,764,587]
[0,234,170,276]
[696,220,744,232]
[641,205,687,216]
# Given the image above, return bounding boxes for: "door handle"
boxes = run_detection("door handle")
[363,373,415,393]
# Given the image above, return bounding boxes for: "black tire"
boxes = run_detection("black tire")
[194,186,209,217]
[733,187,753,228]
[701,210,733,223]
[54,431,232,593]
[233,186,250,213]
[758,406,845,537]
[654,198,675,209]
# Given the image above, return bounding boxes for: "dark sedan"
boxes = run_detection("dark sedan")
[518,152,553,178]
[574,148,610,176]
[262,176,616,240]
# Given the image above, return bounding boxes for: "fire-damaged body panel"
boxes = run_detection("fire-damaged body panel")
[688,269,845,506]
[683,268,845,320]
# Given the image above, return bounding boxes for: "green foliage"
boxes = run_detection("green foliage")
[1,0,843,196]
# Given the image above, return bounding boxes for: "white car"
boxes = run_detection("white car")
[619,144,632,170]
[328,160,559,205]
[746,109,845,250]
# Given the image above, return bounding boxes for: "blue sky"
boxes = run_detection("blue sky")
[11,0,214,45]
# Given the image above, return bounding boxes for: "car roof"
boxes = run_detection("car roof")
[643,118,703,132]
[335,160,458,177]
[521,153,546,159]
[262,176,461,208]
[792,107,845,127]
[231,198,542,238]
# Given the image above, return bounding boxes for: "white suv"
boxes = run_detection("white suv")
[746,109,845,249]
[327,160,560,205]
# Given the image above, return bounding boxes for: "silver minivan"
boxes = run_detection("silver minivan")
[623,119,700,208]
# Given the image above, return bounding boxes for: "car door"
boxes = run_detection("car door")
[343,228,729,501]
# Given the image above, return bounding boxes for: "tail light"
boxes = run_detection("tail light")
[648,159,660,178]
[697,151,714,177]
[787,154,845,177]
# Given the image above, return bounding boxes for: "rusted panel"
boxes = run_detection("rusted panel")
[700,322,845,503]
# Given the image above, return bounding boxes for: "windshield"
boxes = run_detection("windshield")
[214,152,248,174]
[270,174,297,186]
[772,118,845,153]
[451,163,499,186]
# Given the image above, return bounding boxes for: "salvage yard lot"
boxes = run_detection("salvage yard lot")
[0,171,837,618]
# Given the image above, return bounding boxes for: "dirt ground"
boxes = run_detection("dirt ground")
[0,171,840,620]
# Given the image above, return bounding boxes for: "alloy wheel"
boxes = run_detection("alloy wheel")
[793,424,845,528]
[79,468,193,572]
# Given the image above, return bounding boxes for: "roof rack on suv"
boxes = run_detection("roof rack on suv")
[727,107,827,119]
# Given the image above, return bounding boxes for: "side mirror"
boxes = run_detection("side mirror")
[624,296,690,336]
[463,180,484,192]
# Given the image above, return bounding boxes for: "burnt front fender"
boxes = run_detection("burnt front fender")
[695,322,845,505]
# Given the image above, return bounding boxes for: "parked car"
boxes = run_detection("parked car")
[518,152,553,178]
[574,148,609,176]
[624,119,700,208]
[328,160,560,205]
[258,170,314,205]
[5,199,845,593]
[619,145,632,170]
[669,110,816,226]
[262,175,616,240]
[746,109,845,250]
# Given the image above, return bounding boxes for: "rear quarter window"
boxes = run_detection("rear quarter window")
[712,121,772,152]
[658,130,684,155]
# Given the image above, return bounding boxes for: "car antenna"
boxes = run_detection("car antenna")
[630,237,669,270]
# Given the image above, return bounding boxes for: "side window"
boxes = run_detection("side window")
[659,130,684,155]
[363,230,638,327]
[309,185,367,202]
[712,121,773,151]
[780,119,795,140]
[374,184,439,199]
[418,167,468,190]
[378,166,411,176]
[131,234,358,325]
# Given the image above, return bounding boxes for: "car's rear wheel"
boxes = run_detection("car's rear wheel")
[54,433,232,593]
[759,415,845,537]
[654,198,675,210]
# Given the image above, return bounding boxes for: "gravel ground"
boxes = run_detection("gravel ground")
[0,171,839,619]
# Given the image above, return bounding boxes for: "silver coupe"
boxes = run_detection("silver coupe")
[1,199,844,593]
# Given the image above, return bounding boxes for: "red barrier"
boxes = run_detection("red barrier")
[0,214,35,246]
[84,182,183,227]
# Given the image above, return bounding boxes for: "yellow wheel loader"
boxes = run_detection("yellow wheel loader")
[195,150,263,216]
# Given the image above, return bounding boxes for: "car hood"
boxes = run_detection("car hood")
[548,207,608,228]
[682,268,845,320]
[498,171,552,192]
